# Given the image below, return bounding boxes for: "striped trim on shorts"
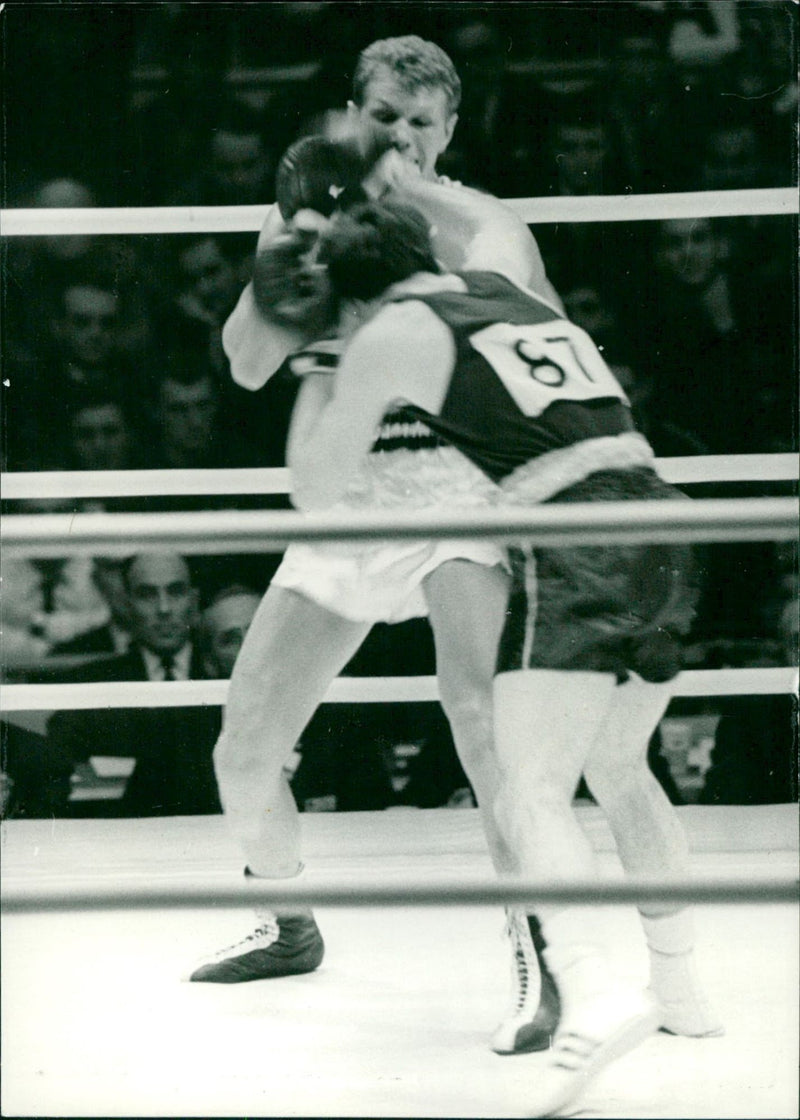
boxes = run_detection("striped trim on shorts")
[496,467,700,682]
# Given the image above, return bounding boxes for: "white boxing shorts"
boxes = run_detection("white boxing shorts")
[272,445,508,623]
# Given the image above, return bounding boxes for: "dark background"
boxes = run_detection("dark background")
[1,2,797,817]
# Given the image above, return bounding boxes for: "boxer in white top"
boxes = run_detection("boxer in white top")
[191,35,564,1053]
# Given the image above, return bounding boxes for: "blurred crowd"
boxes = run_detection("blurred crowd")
[1,2,797,817]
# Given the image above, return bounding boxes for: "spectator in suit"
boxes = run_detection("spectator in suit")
[50,558,133,659]
[151,363,224,470]
[286,705,397,815]
[167,99,278,211]
[63,388,140,474]
[601,10,697,193]
[288,617,475,815]
[1,500,112,672]
[47,552,222,817]
[152,234,269,455]
[701,597,799,806]
[561,281,709,459]
[1,720,74,820]
[3,179,100,371]
[543,107,630,199]
[436,17,515,193]
[644,216,794,454]
[9,272,147,471]
[172,234,244,339]
[196,581,397,814]
[147,358,257,472]
[199,584,262,679]
[531,102,642,300]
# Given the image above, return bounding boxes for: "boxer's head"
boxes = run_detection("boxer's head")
[320,199,439,302]
[348,36,460,180]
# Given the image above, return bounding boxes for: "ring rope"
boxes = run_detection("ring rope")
[1,187,796,236]
[2,454,797,501]
[3,498,797,557]
[2,667,796,714]
[2,874,796,914]
[3,193,796,925]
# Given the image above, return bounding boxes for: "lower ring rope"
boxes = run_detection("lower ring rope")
[2,875,797,914]
[2,667,796,713]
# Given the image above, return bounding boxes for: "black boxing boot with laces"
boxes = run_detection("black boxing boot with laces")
[188,869,324,983]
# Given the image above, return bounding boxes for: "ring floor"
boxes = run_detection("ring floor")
[2,804,797,1119]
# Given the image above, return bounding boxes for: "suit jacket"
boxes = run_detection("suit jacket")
[52,624,121,656]
[2,720,74,819]
[47,645,222,817]
[701,694,799,806]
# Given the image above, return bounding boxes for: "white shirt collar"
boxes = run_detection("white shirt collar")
[141,643,193,681]
[111,624,131,655]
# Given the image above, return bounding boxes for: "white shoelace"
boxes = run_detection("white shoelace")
[212,916,280,959]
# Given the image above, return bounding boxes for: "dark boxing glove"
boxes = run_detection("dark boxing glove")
[276,135,369,222]
[252,229,335,330]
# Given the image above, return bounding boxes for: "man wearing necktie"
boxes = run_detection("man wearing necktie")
[47,552,222,816]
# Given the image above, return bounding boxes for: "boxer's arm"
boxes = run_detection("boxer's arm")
[289,301,454,510]
[221,204,313,391]
[452,188,565,312]
[366,154,563,310]
[409,178,545,286]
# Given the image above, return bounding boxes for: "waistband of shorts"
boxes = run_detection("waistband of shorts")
[500,434,656,505]
[339,444,502,510]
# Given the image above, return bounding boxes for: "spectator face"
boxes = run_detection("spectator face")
[349,66,457,180]
[60,286,118,367]
[125,553,196,656]
[554,125,607,193]
[179,237,239,323]
[779,600,799,666]
[70,403,130,471]
[562,286,616,338]
[656,218,719,288]
[449,20,503,85]
[34,178,95,263]
[203,590,260,677]
[701,125,761,190]
[159,375,218,460]
[210,128,271,202]
[613,34,666,98]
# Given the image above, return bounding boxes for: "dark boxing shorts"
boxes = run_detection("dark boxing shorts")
[496,468,700,683]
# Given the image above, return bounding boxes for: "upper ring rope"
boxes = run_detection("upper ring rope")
[1,187,796,237]
[2,454,797,501]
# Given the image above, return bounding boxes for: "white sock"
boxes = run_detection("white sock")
[245,864,312,922]
[640,910,723,1036]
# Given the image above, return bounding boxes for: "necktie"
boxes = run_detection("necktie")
[161,654,176,681]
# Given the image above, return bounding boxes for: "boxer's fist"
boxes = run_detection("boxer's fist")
[361,147,423,200]
[252,230,335,330]
[276,136,367,222]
